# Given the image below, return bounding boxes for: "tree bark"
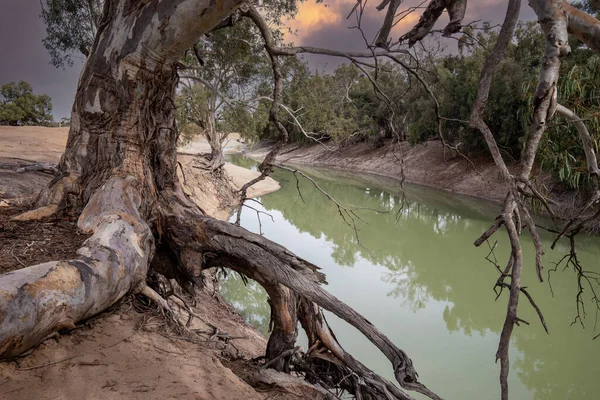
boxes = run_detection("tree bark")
[0,177,153,357]
[3,0,244,354]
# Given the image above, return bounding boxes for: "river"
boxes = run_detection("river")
[222,154,600,400]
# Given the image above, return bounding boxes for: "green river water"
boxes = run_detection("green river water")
[222,154,600,400]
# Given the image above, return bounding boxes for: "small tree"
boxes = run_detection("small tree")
[178,19,269,170]
[0,81,53,126]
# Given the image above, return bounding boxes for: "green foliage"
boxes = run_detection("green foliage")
[0,81,53,126]
[236,59,412,145]
[41,0,103,68]
[539,55,600,189]
[233,22,543,154]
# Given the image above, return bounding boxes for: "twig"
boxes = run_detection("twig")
[10,246,26,268]
[18,354,83,371]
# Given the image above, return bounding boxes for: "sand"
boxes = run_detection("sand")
[246,140,517,204]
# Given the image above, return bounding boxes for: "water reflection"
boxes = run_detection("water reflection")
[222,154,600,400]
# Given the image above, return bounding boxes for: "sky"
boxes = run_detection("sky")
[0,0,535,120]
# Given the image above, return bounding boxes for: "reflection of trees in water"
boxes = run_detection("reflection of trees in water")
[231,162,600,400]
[226,153,259,170]
[263,169,471,269]
[218,271,270,336]
[383,260,430,312]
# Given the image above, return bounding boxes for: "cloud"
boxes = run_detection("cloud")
[286,1,344,37]
[284,0,536,52]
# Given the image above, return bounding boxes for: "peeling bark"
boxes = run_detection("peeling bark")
[34,0,244,213]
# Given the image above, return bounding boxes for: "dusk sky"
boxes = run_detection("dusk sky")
[0,0,535,120]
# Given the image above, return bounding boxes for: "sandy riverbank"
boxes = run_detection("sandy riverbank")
[0,126,279,215]
[246,140,541,205]
[0,126,283,400]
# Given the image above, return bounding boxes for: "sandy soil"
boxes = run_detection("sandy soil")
[247,140,522,204]
[0,126,284,400]
[0,126,68,164]
[0,207,268,400]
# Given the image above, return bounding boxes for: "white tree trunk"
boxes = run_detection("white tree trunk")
[0,177,152,357]
[1,0,243,358]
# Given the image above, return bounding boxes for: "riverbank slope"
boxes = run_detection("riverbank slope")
[246,140,551,205]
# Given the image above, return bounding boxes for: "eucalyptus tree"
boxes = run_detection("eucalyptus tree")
[0,81,53,126]
[2,2,443,400]
[178,18,269,170]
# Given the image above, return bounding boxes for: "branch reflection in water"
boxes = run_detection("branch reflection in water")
[220,154,600,400]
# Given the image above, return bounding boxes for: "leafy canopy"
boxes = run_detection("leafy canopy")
[41,0,104,68]
[0,81,53,126]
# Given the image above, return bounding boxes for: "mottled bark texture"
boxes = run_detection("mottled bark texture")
[1,0,243,357]
[0,1,440,398]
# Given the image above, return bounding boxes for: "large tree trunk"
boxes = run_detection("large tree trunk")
[0,1,440,399]
[1,0,242,358]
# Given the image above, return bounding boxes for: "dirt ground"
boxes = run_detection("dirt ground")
[0,127,289,400]
[178,132,246,155]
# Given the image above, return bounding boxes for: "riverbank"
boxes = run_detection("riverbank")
[0,127,288,400]
[246,140,600,226]
[247,140,519,204]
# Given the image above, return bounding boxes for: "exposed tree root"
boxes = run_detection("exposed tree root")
[0,177,153,358]
[229,359,339,399]
[11,205,59,222]
[159,188,440,399]
[0,175,442,398]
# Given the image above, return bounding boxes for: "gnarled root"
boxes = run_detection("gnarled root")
[158,189,441,399]
[0,177,153,358]
[0,180,441,399]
